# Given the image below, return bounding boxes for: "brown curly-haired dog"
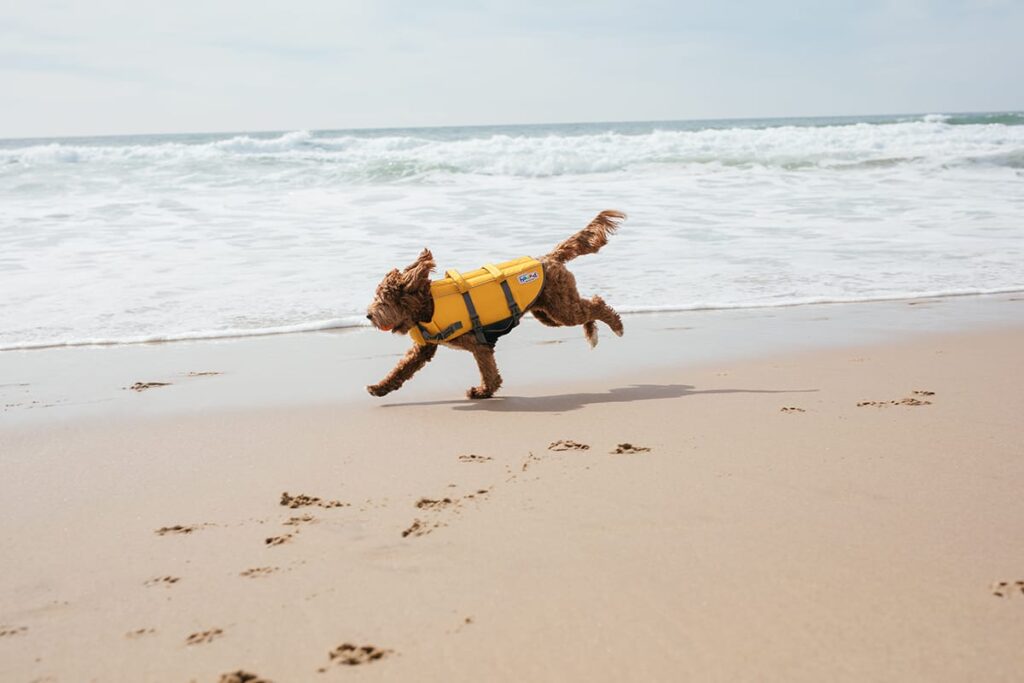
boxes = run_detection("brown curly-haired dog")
[366,210,625,399]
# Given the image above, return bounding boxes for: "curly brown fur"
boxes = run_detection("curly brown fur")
[547,210,624,263]
[366,211,625,399]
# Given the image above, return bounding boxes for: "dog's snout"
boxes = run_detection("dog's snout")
[365,314,372,321]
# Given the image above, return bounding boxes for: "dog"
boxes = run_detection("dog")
[365,210,625,399]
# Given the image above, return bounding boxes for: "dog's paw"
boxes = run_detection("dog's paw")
[366,384,390,397]
[466,386,494,400]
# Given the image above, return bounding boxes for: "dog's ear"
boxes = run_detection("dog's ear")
[401,248,435,290]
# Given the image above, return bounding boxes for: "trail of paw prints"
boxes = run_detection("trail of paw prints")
[185,628,224,645]
[858,390,935,408]
[0,625,28,638]
[144,575,180,587]
[991,580,1024,598]
[402,489,492,539]
[611,443,651,454]
[220,671,273,683]
[265,492,349,547]
[317,643,393,672]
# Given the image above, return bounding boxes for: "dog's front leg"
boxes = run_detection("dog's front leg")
[367,343,437,397]
[466,340,502,399]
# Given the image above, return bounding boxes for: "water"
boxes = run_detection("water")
[1,112,1023,351]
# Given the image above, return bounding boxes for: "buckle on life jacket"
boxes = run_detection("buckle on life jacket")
[416,320,463,342]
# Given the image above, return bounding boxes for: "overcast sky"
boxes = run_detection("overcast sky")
[2,0,1022,138]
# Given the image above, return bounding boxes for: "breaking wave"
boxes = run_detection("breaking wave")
[3,113,1023,180]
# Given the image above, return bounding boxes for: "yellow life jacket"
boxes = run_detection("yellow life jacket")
[409,256,545,346]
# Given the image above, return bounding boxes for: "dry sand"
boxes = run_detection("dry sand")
[2,302,1024,682]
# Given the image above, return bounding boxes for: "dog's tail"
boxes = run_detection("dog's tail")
[546,210,625,264]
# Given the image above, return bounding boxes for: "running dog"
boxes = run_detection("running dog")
[365,210,625,399]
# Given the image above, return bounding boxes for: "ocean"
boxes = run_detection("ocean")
[1,112,1022,351]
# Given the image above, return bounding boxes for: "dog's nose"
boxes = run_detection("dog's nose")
[366,314,372,321]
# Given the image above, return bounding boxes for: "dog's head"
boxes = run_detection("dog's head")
[366,248,435,335]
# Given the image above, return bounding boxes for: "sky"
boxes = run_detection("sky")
[2,0,1022,138]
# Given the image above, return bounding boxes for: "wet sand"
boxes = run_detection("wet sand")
[2,296,1024,681]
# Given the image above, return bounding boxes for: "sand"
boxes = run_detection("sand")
[2,297,1024,682]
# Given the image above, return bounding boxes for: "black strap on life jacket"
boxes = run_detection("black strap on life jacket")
[416,320,463,343]
[499,280,521,324]
[461,292,487,344]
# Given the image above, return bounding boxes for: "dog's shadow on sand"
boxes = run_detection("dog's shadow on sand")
[382,384,816,413]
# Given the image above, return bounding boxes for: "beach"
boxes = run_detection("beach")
[5,0,1024,677]
[2,294,1023,682]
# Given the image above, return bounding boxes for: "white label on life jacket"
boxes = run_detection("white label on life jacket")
[517,271,539,284]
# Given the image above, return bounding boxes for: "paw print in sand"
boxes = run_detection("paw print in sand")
[458,453,493,463]
[548,440,589,451]
[239,567,279,578]
[265,533,295,547]
[280,492,348,509]
[858,390,935,407]
[612,443,651,454]
[143,576,180,587]
[992,580,1024,598]
[220,671,273,683]
[185,628,223,645]
[154,524,201,536]
[401,519,438,538]
[318,643,393,671]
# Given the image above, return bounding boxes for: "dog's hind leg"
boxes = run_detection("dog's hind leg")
[531,309,561,327]
[366,343,437,397]
[588,295,624,338]
[536,305,601,348]
[535,295,623,348]
[533,261,623,346]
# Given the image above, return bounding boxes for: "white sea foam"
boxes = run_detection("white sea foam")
[4,115,1024,177]
[2,114,1023,350]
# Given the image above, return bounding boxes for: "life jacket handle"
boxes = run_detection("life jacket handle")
[445,269,471,293]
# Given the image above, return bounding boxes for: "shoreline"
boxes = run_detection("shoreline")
[6,287,1024,354]
[2,291,1024,429]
